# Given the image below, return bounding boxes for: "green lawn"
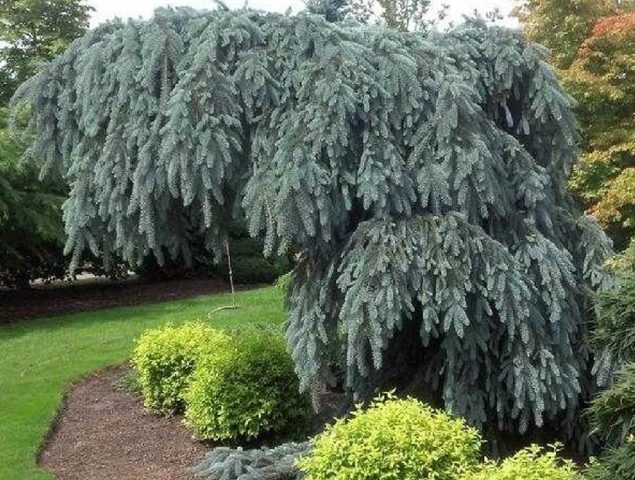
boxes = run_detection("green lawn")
[0,286,283,480]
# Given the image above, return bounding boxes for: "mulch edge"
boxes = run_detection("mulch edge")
[1,277,232,325]
[35,364,128,469]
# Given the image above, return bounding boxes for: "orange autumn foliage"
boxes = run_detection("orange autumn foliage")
[566,9,635,248]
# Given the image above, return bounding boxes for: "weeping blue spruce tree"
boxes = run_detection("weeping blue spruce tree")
[14,6,613,444]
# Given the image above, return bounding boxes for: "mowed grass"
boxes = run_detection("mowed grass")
[0,286,283,480]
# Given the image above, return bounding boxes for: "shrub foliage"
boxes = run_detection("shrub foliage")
[590,269,635,442]
[589,363,635,445]
[298,395,481,480]
[592,271,635,364]
[460,445,576,480]
[0,122,68,289]
[132,322,230,414]
[586,267,635,478]
[184,333,309,441]
[584,442,635,480]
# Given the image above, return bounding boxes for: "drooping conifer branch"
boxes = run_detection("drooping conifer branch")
[13,6,614,440]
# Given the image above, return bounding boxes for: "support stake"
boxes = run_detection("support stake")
[224,236,236,308]
[207,237,239,318]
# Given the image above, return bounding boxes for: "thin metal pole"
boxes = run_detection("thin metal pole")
[224,236,236,308]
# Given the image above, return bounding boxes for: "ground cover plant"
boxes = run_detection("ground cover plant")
[13,8,616,449]
[192,441,312,479]
[0,286,283,480]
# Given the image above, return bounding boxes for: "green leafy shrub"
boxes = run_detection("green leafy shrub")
[461,445,576,480]
[589,363,635,444]
[297,395,481,480]
[132,322,230,414]
[184,334,309,441]
[584,442,635,480]
[592,271,635,363]
[586,268,635,479]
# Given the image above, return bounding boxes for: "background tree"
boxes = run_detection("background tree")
[518,2,635,251]
[305,0,350,22]
[372,0,430,31]
[0,0,92,288]
[0,0,92,104]
[519,2,635,469]
[565,10,635,250]
[0,113,69,288]
[13,8,613,450]
[514,0,623,69]
[307,0,432,31]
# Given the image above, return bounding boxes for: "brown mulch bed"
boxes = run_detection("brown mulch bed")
[0,277,228,324]
[39,366,208,480]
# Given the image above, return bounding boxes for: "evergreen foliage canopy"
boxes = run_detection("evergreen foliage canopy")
[13,7,614,438]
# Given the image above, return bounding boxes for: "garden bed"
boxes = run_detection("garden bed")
[0,277,228,324]
[39,365,208,480]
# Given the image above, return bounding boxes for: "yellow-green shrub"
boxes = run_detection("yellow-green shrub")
[184,333,309,441]
[298,394,481,480]
[131,322,230,414]
[461,445,576,480]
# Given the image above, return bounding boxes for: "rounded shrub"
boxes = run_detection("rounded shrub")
[184,334,309,441]
[461,445,576,480]
[131,322,230,414]
[298,394,481,480]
